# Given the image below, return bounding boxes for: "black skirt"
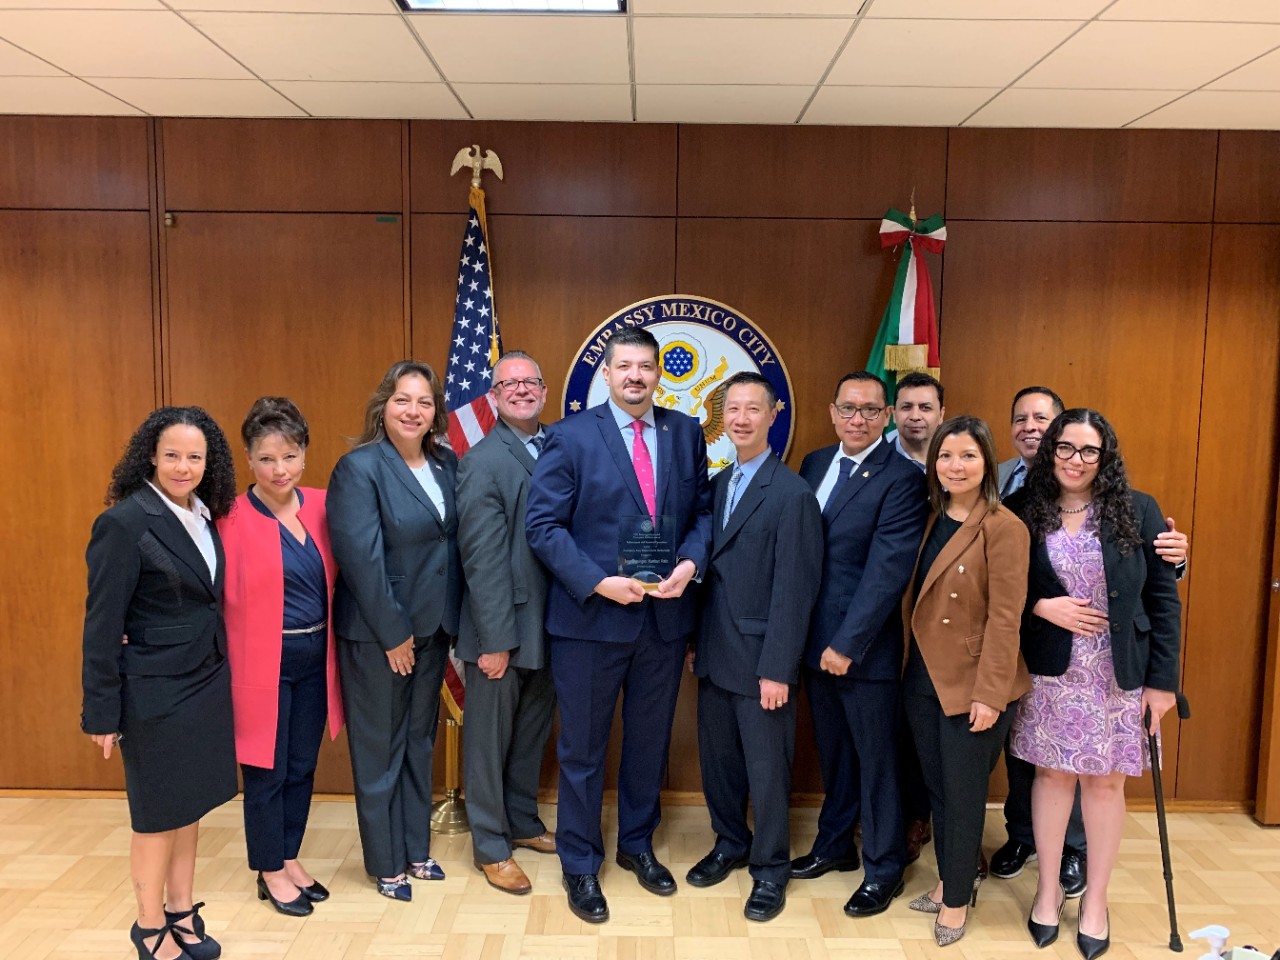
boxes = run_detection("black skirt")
[119,655,238,833]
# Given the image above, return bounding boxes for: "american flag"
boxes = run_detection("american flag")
[441,193,502,720]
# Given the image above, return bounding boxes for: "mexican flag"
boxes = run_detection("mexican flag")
[866,208,947,411]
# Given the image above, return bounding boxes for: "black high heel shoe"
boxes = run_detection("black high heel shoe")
[257,872,313,917]
[298,880,330,903]
[130,921,189,959]
[165,902,220,960]
[1027,885,1066,948]
[1077,907,1110,959]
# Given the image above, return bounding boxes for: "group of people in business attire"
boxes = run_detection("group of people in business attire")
[80,328,1187,960]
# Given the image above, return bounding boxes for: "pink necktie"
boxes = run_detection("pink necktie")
[630,419,657,519]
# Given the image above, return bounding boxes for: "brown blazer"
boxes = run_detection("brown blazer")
[903,499,1032,717]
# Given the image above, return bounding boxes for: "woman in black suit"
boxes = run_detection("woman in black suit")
[1006,408,1181,959]
[81,406,238,960]
[327,360,463,901]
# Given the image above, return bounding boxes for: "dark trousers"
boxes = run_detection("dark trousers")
[696,678,794,884]
[1004,745,1087,852]
[549,619,686,875]
[806,670,906,884]
[463,660,556,865]
[898,701,932,825]
[338,630,448,878]
[906,691,1013,908]
[241,630,328,872]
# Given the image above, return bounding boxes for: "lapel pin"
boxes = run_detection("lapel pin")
[958,565,965,573]
[662,424,669,431]
[862,470,870,478]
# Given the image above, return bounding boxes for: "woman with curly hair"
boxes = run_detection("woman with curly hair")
[327,361,462,901]
[1006,408,1181,959]
[81,406,238,960]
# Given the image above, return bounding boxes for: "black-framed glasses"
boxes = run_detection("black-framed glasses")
[834,403,884,421]
[1053,442,1102,464]
[493,377,544,393]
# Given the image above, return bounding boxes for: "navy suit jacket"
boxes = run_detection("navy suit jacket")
[695,454,824,698]
[525,401,713,644]
[799,438,928,681]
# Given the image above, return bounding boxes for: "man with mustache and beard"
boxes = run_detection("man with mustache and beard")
[526,327,713,925]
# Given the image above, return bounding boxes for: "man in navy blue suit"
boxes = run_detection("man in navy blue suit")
[792,371,928,918]
[525,327,713,924]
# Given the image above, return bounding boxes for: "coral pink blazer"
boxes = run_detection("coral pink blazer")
[219,487,343,768]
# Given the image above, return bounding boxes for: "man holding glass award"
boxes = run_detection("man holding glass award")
[525,327,712,925]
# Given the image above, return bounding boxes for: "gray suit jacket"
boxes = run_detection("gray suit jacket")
[455,418,550,670]
[997,456,1027,496]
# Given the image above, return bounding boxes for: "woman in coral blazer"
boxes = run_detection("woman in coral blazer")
[219,397,343,918]
[901,415,1031,948]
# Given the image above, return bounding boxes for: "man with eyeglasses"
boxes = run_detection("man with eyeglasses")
[791,371,928,918]
[990,385,1189,898]
[456,351,557,896]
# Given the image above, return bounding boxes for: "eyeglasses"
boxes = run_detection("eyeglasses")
[833,404,885,421]
[1053,442,1102,464]
[493,377,544,393]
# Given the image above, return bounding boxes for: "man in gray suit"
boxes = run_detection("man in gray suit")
[456,351,557,895]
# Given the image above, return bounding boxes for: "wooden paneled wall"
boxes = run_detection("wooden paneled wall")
[1,117,1277,809]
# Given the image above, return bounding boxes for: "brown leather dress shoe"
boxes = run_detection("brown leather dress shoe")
[512,831,557,854]
[906,819,932,864]
[477,858,532,895]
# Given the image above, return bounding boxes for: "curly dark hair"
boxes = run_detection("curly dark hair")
[1021,407,1141,554]
[105,406,237,519]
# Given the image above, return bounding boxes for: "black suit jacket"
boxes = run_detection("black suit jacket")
[328,438,462,649]
[695,454,824,698]
[81,484,226,735]
[1005,487,1181,692]
[799,438,928,681]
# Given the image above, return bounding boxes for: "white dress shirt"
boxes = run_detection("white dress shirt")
[147,481,218,580]
[409,459,447,520]
[814,435,884,509]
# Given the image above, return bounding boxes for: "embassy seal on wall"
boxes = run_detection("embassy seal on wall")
[563,296,795,475]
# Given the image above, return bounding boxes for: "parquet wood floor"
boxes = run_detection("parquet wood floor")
[1,796,1277,960]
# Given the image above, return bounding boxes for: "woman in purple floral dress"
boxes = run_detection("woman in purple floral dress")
[1005,409,1182,960]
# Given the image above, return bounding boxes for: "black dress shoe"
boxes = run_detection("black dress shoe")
[614,850,676,896]
[563,873,609,924]
[686,850,748,888]
[165,902,220,960]
[256,873,313,917]
[789,851,860,880]
[1060,851,1087,899]
[842,876,905,917]
[1027,886,1066,948]
[990,839,1038,879]
[1076,907,1110,959]
[298,880,329,903]
[744,880,786,922]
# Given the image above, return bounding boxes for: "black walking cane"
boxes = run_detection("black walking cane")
[1146,692,1192,953]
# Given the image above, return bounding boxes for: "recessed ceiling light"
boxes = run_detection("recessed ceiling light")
[398,1,625,10]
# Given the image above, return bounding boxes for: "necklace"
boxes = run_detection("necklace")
[1059,501,1091,515]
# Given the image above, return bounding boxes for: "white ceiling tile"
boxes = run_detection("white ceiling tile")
[868,0,1108,18]
[273,79,467,117]
[634,1,860,13]
[172,1,393,10]
[828,18,1078,87]
[413,14,627,83]
[634,17,849,84]
[0,10,250,78]
[186,12,438,81]
[967,88,1178,127]
[1102,1,1280,22]
[802,85,996,126]
[1019,21,1280,89]
[93,77,306,116]
[1209,47,1280,91]
[0,1,163,8]
[636,84,810,123]
[0,37,64,75]
[1128,90,1280,129]
[0,76,141,113]
[454,82,631,121]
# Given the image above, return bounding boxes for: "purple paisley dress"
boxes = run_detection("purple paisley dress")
[1009,508,1154,777]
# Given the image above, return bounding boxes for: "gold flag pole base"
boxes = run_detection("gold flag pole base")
[430,716,468,835]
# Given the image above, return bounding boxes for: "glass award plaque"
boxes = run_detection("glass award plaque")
[618,515,676,591]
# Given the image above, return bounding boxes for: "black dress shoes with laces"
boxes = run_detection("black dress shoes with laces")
[789,850,860,880]
[842,876,905,917]
[743,880,787,922]
[990,839,1038,879]
[614,850,677,896]
[686,850,748,888]
[1060,851,1088,899]
[563,873,609,924]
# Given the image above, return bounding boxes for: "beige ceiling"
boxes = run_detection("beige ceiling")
[0,0,1278,128]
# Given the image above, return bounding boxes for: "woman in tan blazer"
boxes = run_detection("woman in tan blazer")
[901,415,1031,947]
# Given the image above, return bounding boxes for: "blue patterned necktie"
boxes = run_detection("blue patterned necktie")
[529,434,545,457]
[723,468,744,528]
